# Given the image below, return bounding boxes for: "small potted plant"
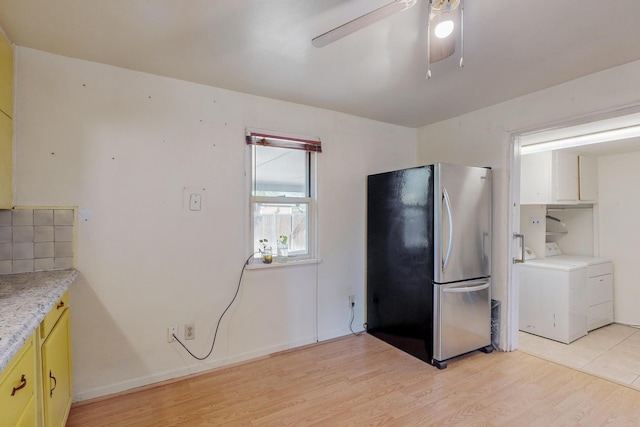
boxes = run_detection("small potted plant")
[259,239,272,264]
[277,235,288,263]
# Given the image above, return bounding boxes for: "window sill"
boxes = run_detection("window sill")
[245,258,321,270]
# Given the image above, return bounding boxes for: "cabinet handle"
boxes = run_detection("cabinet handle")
[57,301,65,310]
[49,370,57,398]
[513,233,526,264]
[11,374,27,396]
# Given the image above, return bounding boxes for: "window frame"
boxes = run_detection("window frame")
[247,136,318,266]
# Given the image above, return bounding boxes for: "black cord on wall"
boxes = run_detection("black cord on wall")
[349,301,365,336]
[172,252,258,360]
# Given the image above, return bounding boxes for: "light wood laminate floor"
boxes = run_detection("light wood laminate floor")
[68,334,640,426]
[519,323,640,389]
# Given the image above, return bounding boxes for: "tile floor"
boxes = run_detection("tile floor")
[518,323,640,390]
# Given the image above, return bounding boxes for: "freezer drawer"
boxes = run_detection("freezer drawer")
[434,279,491,362]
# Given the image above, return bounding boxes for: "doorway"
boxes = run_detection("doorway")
[507,105,640,388]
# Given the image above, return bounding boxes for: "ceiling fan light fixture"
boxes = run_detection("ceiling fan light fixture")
[426,0,464,79]
[434,19,454,38]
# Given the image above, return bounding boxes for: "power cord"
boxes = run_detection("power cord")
[172,252,259,360]
[349,300,365,336]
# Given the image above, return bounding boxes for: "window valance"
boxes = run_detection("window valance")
[245,129,322,153]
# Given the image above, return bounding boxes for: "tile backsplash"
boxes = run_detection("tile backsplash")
[0,209,75,274]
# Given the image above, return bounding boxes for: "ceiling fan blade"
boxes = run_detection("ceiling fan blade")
[312,0,415,48]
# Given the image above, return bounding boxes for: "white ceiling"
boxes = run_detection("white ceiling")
[1,0,640,128]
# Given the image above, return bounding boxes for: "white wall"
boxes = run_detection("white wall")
[13,47,417,400]
[545,206,594,256]
[416,59,640,349]
[519,205,546,259]
[599,150,640,326]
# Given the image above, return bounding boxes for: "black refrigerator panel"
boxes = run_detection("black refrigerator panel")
[366,165,434,362]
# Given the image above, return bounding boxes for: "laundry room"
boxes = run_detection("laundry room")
[517,119,640,387]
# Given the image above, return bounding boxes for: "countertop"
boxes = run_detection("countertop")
[0,269,78,372]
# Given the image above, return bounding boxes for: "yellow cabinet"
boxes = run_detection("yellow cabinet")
[0,335,36,427]
[0,111,12,209]
[40,292,69,340]
[16,397,36,427]
[0,30,11,209]
[40,297,72,427]
[0,30,12,117]
[0,291,72,427]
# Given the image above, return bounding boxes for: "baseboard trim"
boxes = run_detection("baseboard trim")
[72,336,317,403]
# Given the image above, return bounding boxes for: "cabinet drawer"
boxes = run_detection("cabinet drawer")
[587,262,612,278]
[588,301,613,331]
[0,336,35,425]
[41,291,70,339]
[588,274,613,306]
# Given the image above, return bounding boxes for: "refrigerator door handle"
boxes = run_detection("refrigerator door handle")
[441,282,490,293]
[442,187,454,272]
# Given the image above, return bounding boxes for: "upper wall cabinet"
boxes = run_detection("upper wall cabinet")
[521,151,578,204]
[0,30,12,208]
[520,150,598,205]
[0,30,12,117]
[578,155,598,202]
[0,112,11,208]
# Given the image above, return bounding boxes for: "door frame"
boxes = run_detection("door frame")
[506,102,640,351]
[506,134,521,351]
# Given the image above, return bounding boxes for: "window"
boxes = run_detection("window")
[247,130,320,261]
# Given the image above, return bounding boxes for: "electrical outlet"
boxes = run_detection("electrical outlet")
[167,325,178,343]
[185,322,195,340]
[529,217,543,226]
[349,295,355,307]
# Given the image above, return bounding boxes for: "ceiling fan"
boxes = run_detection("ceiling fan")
[312,0,464,79]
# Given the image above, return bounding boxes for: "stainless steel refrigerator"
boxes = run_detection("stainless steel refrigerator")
[366,163,492,369]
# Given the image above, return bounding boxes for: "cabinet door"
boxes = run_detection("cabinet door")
[579,155,598,201]
[0,111,11,208]
[521,150,579,204]
[0,31,12,117]
[554,151,578,202]
[0,336,35,427]
[41,309,72,427]
[520,151,552,204]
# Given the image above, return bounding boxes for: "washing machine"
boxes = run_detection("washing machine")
[518,257,588,344]
[544,243,614,331]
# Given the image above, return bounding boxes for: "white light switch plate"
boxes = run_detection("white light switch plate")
[182,187,206,217]
[189,193,202,211]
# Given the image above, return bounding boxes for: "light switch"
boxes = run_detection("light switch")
[189,194,202,211]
